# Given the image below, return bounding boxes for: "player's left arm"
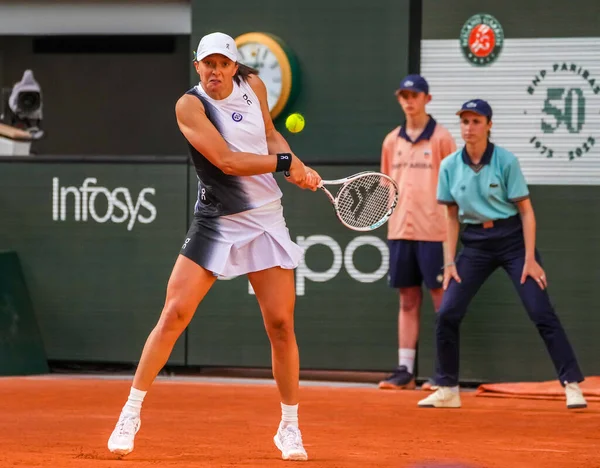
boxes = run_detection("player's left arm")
[247,74,321,189]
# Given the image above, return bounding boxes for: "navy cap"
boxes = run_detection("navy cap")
[456,99,493,119]
[397,74,429,94]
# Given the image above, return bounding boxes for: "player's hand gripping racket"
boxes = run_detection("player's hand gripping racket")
[318,171,399,231]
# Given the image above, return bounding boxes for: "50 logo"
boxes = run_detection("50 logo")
[526,62,600,160]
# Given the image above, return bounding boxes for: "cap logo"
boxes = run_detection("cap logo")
[226,43,230,49]
[404,80,414,86]
[466,102,477,108]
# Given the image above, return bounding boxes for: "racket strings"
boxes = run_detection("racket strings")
[336,175,396,228]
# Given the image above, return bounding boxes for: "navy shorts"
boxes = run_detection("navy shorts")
[388,240,444,289]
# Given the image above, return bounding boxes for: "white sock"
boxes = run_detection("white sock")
[448,386,459,393]
[123,387,147,416]
[280,402,299,428]
[399,348,416,374]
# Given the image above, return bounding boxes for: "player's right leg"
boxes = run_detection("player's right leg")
[379,240,422,390]
[418,246,495,408]
[248,266,307,461]
[416,240,445,391]
[108,255,217,455]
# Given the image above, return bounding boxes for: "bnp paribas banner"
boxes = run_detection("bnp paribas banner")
[421,13,600,185]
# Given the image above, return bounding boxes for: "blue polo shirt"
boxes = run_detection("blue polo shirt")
[437,143,530,224]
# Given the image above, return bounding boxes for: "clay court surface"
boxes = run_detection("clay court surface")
[1,377,599,468]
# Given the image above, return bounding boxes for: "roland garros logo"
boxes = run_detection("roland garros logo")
[460,13,504,66]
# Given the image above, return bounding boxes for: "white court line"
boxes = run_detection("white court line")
[496,447,571,453]
[3,373,378,388]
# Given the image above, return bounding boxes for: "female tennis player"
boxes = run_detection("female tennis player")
[107,32,321,461]
[417,99,587,410]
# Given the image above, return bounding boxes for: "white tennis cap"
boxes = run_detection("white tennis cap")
[195,32,238,62]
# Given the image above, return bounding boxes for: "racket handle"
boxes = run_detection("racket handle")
[283,171,322,188]
[282,171,322,187]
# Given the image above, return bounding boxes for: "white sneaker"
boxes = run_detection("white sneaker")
[417,387,461,408]
[108,412,141,455]
[273,424,308,461]
[565,382,587,409]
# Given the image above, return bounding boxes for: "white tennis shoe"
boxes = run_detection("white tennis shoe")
[565,382,587,409]
[273,424,308,461]
[417,387,461,408]
[108,411,141,455]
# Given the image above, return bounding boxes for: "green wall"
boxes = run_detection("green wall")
[190,0,412,163]
[1,159,598,382]
[0,251,48,375]
[0,160,399,371]
[0,160,189,364]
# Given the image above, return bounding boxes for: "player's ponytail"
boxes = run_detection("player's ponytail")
[234,63,259,84]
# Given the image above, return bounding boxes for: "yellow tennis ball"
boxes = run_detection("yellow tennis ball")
[285,113,305,133]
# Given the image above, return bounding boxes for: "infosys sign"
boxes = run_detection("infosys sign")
[52,177,157,231]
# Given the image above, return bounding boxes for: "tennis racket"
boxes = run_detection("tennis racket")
[318,171,399,231]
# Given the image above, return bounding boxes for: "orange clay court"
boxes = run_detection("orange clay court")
[1,376,600,468]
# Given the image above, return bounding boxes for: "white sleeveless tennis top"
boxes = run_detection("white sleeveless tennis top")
[185,79,282,217]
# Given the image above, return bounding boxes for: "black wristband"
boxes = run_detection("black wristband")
[275,153,292,173]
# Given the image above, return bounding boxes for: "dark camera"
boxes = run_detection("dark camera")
[1,70,44,140]
[16,91,41,114]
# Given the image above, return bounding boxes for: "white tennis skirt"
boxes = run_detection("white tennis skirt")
[180,199,303,277]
